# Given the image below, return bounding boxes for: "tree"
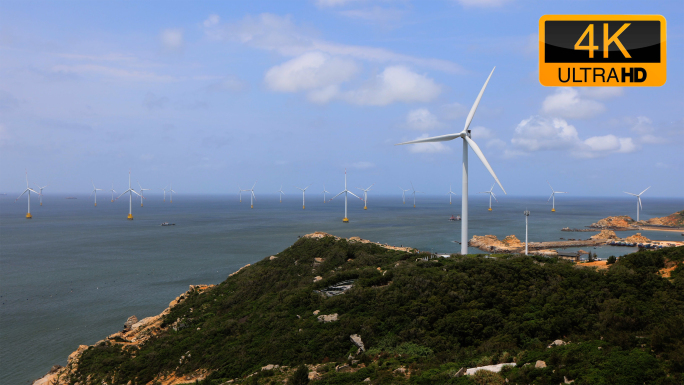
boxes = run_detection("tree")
[607,255,617,265]
[290,364,309,385]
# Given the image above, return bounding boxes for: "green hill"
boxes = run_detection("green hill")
[52,234,684,384]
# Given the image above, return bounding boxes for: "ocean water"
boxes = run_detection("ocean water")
[1,193,682,384]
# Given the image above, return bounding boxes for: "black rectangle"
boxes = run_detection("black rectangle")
[545,20,660,63]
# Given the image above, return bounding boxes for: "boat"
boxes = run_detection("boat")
[449,215,461,221]
[161,222,175,226]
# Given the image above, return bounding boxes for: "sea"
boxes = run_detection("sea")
[1,193,682,384]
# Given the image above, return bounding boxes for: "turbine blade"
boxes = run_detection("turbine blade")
[330,191,344,200]
[465,136,506,194]
[548,192,554,202]
[639,196,642,210]
[464,67,495,132]
[624,192,638,196]
[116,190,131,199]
[131,190,142,197]
[547,180,554,192]
[639,186,651,196]
[492,192,498,202]
[396,133,461,146]
[16,189,28,200]
[348,191,362,200]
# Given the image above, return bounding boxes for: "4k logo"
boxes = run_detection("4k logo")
[539,15,666,87]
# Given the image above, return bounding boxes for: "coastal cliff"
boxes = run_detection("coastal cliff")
[589,210,684,230]
[34,233,684,385]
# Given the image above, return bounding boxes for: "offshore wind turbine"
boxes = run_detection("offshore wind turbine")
[447,185,457,205]
[138,182,150,207]
[399,187,410,204]
[396,67,506,255]
[278,185,285,203]
[479,184,498,211]
[547,181,567,212]
[90,182,103,207]
[624,186,650,222]
[295,184,312,209]
[110,183,116,202]
[116,170,141,220]
[357,184,374,210]
[169,183,175,203]
[36,184,47,206]
[244,182,256,208]
[410,182,424,208]
[330,169,363,222]
[16,170,39,218]
[161,185,168,202]
[323,185,330,203]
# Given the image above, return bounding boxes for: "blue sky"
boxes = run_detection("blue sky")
[1,0,682,197]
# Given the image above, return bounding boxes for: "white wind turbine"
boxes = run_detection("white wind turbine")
[357,184,374,210]
[410,182,424,208]
[330,169,363,223]
[110,183,116,202]
[90,182,103,207]
[624,186,650,222]
[138,182,150,207]
[479,184,498,211]
[547,181,567,212]
[161,185,168,202]
[16,170,40,218]
[447,185,457,205]
[278,185,285,203]
[399,187,410,204]
[396,67,506,255]
[169,183,175,203]
[36,184,47,206]
[295,184,312,209]
[116,170,141,220]
[244,182,256,208]
[323,185,330,203]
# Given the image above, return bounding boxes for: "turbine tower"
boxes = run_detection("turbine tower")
[447,185,457,205]
[624,186,650,222]
[323,186,330,203]
[410,182,424,208]
[138,182,150,207]
[524,210,530,255]
[110,183,116,202]
[244,182,256,208]
[547,181,567,212]
[478,184,498,211]
[36,184,47,206]
[295,184,312,209]
[161,185,168,202]
[169,184,175,203]
[399,187,410,204]
[16,170,39,218]
[357,184,374,210]
[396,67,506,255]
[330,169,363,223]
[278,186,285,203]
[90,182,103,207]
[116,170,141,220]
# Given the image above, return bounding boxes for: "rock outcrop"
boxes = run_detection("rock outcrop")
[590,230,619,240]
[317,313,339,323]
[469,235,522,253]
[590,215,635,229]
[623,233,651,243]
[350,334,365,353]
[644,210,684,227]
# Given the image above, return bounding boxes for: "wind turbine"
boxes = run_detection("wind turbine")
[138,182,150,207]
[624,186,650,222]
[547,181,567,212]
[110,183,116,202]
[36,184,47,206]
[330,169,363,223]
[116,170,141,220]
[278,185,285,203]
[447,185,457,205]
[399,187,410,204]
[90,182,103,207]
[323,185,330,203]
[479,184,498,211]
[161,185,168,202]
[169,183,175,203]
[410,182,424,208]
[238,185,247,203]
[357,184,374,210]
[16,170,39,218]
[396,67,506,255]
[244,182,256,208]
[295,184,312,209]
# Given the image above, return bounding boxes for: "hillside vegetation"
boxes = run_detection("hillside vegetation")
[65,235,684,384]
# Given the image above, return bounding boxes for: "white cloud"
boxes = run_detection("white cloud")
[640,134,667,144]
[405,134,451,154]
[511,116,636,158]
[628,116,653,134]
[264,52,358,93]
[203,14,220,28]
[204,13,464,74]
[442,102,468,120]
[541,87,605,119]
[206,75,248,93]
[51,64,176,82]
[470,126,494,140]
[160,28,184,51]
[338,7,405,24]
[343,66,441,106]
[351,161,375,169]
[579,87,624,99]
[406,108,441,130]
[455,0,512,7]
[315,0,364,7]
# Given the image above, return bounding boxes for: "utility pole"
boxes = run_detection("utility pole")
[524,210,530,255]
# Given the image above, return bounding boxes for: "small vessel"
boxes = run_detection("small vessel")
[161,222,175,226]
[449,215,461,221]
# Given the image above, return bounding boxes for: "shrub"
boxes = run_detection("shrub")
[290,364,309,385]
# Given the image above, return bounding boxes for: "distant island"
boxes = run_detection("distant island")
[589,210,684,230]
[34,232,684,385]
